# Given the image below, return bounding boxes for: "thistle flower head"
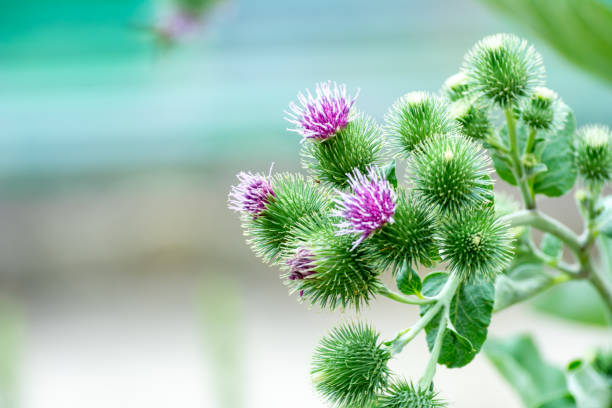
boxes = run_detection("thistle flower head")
[438,207,513,281]
[228,170,275,218]
[408,134,493,213]
[366,190,439,272]
[301,112,384,188]
[575,124,612,185]
[286,247,316,281]
[378,380,446,408]
[385,91,454,156]
[285,215,382,310]
[244,173,330,264]
[286,81,359,141]
[312,322,391,408]
[450,98,491,140]
[442,72,470,102]
[520,87,559,130]
[332,166,397,250]
[463,33,545,107]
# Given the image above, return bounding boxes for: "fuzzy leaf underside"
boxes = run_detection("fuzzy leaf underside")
[419,272,494,368]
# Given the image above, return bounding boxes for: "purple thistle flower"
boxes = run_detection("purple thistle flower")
[286,81,359,141]
[286,247,317,281]
[332,166,397,250]
[228,171,275,218]
[286,247,317,296]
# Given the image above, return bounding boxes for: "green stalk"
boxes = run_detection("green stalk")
[388,274,461,356]
[504,108,535,209]
[501,210,581,254]
[378,286,435,305]
[419,313,447,389]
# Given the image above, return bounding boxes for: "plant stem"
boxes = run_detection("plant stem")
[378,286,435,305]
[419,313,447,389]
[525,127,537,154]
[505,108,535,209]
[501,210,581,255]
[389,274,461,356]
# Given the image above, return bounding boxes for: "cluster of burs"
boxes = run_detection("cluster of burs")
[228,33,612,408]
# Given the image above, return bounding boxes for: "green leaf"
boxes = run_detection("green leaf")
[595,196,612,238]
[395,261,422,296]
[484,335,576,408]
[494,263,554,312]
[566,360,612,408]
[541,234,563,259]
[478,0,612,86]
[382,160,398,188]
[532,280,611,326]
[420,272,494,368]
[532,111,577,197]
[491,110,577,197]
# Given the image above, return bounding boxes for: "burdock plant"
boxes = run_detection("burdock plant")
[229,35,612,407]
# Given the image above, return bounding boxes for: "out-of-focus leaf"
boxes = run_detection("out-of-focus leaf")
[532,280,611,326]
[484,335,576,408]
[541,234,563,259]
[596,196,612,238]
[420,272,494,368]
[566,360,612,408]
[479,0,612,86]
[494,263,554,312]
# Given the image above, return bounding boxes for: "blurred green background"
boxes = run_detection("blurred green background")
[0,0,611,407]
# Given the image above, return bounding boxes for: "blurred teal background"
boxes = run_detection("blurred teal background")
[0,1,611,407]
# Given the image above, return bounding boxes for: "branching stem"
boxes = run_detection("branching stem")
[378,286,435,305]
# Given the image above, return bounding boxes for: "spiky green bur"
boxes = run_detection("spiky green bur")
[378,380,446,408]
[312,322,391,408]
[365,190,439,272]
[409,134,493,213]
[385,92,454,156]
[463,33,545,108]
[285,216,382,310]
[301,113,384,188]
[244,173,330,264]
[520,87,557,130]
[442,72,470,102]
[575,125,612,186]
[438,207,513,281]
[450,98,491,140]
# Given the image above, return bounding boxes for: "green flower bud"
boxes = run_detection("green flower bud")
[438,206,513,281]
[520,87,561,130]
[442,71,470,102]
[575,124,612,186]
[285,215,382,310]
[385,91,455,156]
[245,173,330,264]
[312,322,391,408]
[365,190,439,272]
[449,98,491,140]
[463,33,545,107]
[378,379,446,408]
[301,112,384,188]
[408,134,493,213]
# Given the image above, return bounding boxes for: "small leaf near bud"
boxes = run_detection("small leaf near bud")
[395,260,422,296]
[382,159,398,188]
